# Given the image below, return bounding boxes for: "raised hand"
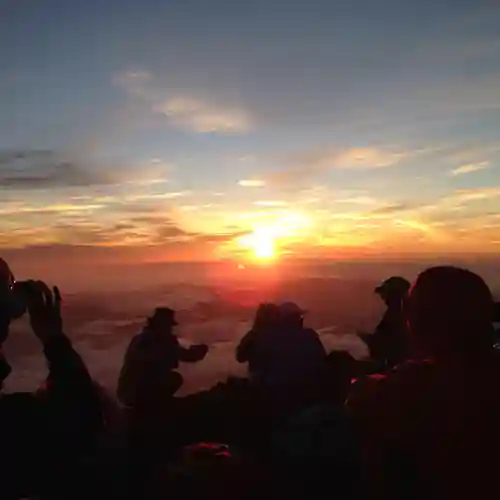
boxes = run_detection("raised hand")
[194,343,209,358]
[25,281,63,343]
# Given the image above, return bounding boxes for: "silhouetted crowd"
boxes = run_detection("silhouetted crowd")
[1,257,500,499]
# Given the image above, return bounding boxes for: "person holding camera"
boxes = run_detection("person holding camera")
[0,258,102,498]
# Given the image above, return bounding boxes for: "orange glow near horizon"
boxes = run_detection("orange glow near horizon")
[232,212,312,262]
[238,228,277,261]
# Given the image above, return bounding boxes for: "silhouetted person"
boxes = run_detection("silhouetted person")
[249,302,326,415]
[236,303,280,381]
[117,307,208,408]
[118,308,209,496]
[0,277,102,499]
[323,350,357,404]
[358,276,410,370]
[349,266,500,500]
[270,353,363,500]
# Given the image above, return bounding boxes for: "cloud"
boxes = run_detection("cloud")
[238,180,265,187]
[253,200,288,207]
[0,149,152,191]
[393,219,432,234]
[155,96,252,134]
[0,150,110,189]
[112,70,153,98]
[368,203,418,215]
[449,161,490,176]
[335,196,378,205]
[445,188,500,203]
[1,206,249,250]
[295,147,407,171]
[333,148,407,169]
[179,205,200,212]
[441,142,500,164]
[195,230,249,244]
[115,70,253,135]
[126,191,190,202]
[268,146,411,188]
[0,203,105,216]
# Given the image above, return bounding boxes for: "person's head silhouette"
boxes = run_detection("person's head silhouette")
[146,307,178,334]
[406,266,494,359]
[279,302,306,328]
[253,303,280,330]
[375,276,410,308]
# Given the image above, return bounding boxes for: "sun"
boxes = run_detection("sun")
[238,228,277,261]
[253,234,276,260]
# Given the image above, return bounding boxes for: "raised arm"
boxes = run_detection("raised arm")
[177,343,209,363]
[26,282,95,396]
[26,282,102,452]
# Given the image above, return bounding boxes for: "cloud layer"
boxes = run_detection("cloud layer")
[0,150,114,190]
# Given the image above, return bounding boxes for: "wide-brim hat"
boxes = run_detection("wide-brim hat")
[149,307,178,326]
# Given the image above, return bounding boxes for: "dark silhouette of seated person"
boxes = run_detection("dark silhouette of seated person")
[238,302,326,411]
[323,350,357,405]
[236,303,280,382]
[349,266,500,500]
[117,307,208,408]
[0,263,102,499]
[358,276,410,370]
[271,351,364,500]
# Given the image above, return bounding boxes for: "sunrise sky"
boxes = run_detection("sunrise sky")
[1,1,500,263]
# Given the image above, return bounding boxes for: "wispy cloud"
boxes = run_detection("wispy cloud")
[238,179,265,187]
[253,200,288,207]
[335,196,378,205]
[291,147,407,172]
[441,141,500,164]
[126,191,190,201]
[0,203,105,216]
[112,70,153,98]
[115,70,253,135]
[334,148,407,169]
[445,187,500,203]
[393,219,432,234]
[449,161,490,176]
[155,97,252,134]
[268,146,412,188]
[368,203,418,216]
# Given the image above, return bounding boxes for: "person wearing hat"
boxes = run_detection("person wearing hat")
[348,267,500,499]
[117,307,209,408]
[240,301,326,416]
[358,276,411,371]
[236,303,280,377]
